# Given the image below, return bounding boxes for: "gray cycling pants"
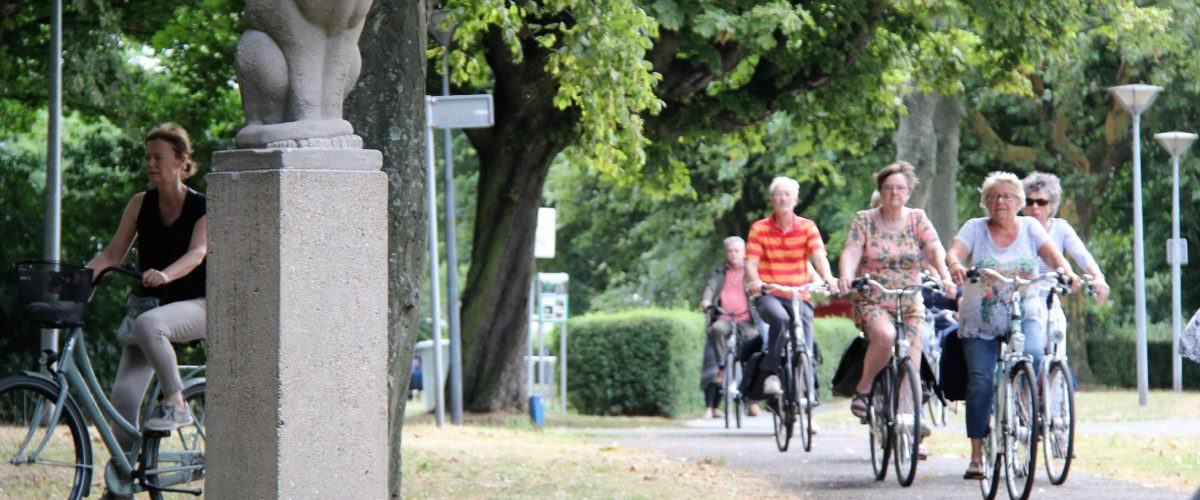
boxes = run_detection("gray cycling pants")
[111,298,205,449]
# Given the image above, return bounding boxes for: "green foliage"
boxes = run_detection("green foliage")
[566,308,703,417]
[812,317,860,402]
[1086,338,1200,390]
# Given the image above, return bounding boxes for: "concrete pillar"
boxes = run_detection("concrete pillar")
[206,148,387,499]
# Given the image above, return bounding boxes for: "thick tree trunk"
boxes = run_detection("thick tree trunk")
[895,91,960,243]
[459,30,578,412]
[344,0,426,497]
[929,94,962,244]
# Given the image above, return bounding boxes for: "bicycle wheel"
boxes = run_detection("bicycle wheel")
[1004,363,1038,500]
[142,382,206,499]
[1042,361,1074,485]
[979,422,1001,500]
[0,374,92,500]
[868,368,892,481]
[892,359,922,486]
[795,352,815,452]
[925,381,945,427]
[723,349,735,429]
[733,361,743,429]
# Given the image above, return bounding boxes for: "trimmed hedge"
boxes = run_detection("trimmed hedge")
[1086,339,1200,389]
[567,308,703,417]
[566,309,862,417]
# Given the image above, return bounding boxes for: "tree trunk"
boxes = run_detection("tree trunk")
[929,94,962,244]
[459,31,578,411]
[344,0,426,497]
[895,92,937,207]
[896,91,960,244]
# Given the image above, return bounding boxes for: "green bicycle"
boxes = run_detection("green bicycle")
[0,261,206,499]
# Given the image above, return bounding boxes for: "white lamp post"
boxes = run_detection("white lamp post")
[1154,131,1196,393]
[1109,83,1163,406]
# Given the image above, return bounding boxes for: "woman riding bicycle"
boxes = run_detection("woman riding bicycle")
[1020,172,1110,317]
[946,171,1077,480]
[85,123,207,452]
[836,161,956,424]
[746,176,837,398]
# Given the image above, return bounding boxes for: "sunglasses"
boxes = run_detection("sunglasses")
[1025,198,1051,207]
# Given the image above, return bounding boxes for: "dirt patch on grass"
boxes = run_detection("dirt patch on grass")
[402,424,792,498]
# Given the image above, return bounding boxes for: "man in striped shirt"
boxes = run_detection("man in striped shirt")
[746,176,837,397]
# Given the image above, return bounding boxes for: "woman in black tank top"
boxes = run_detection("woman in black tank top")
[86,123,207,448]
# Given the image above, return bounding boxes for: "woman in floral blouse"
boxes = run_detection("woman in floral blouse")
[836,161,956,422]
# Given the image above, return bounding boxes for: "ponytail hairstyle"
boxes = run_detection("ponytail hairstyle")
[145,122,197,178]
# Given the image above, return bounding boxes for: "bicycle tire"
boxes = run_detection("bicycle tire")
[0,374,92,500]
[723,349,735,429]
[733,361,743,429]
[1005,363,1038,500]
[868,368,892,481]
[796,352,815,452]
[1042,361,1074,485]
[772,349,793,452]
[979,421,1001,500]
[142,382,206,499]
[892,359,922,487]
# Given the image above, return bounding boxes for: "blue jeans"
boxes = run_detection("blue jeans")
[961,318,1043,439]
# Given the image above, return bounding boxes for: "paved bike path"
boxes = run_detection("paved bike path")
[571,408,1194,499]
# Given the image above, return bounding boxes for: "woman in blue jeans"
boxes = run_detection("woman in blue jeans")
[945,172,1077,480]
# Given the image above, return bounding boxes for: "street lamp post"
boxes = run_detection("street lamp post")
[1154,131,1196,393]
[429,8,464,426]
[1109,84,1163,406]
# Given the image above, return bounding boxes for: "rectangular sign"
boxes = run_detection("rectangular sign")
[534,207,556,259]
[426,94,495,129]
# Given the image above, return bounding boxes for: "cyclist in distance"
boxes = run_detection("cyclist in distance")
[1021,171,1110,313]
[945,171,1078,480]
[836,161,957,423]
[745,176,837,398]
[700,236,763,418]
[86,123,208,451]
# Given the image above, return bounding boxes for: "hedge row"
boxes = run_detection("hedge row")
[1086,339,1200,389]
[566,308,861,417]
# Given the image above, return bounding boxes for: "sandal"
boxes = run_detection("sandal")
[850,392,870,422]
[962,461,985,480]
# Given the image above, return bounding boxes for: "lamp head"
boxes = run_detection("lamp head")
[429,9,456,47]
[1109,84,1164,115]
[1154,132,1198,158]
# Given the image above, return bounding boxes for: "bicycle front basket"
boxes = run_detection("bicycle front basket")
[15,260,94,328]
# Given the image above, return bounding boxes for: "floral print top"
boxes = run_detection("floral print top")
[844,208,940,306]
[955,216,1050,339]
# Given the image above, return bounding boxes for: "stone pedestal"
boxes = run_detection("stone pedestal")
[206,148,387,499]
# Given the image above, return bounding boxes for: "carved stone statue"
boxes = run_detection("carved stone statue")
[235,0,374,149]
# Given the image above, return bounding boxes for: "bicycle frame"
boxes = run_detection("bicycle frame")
[22,326,205,489]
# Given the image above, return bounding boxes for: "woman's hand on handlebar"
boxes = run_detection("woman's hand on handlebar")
[948,262,968,285]
[142,268,171,288]
[941,278,957,299]
[836,275,854,296]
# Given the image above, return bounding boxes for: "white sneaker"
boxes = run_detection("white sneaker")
[763,375,782,396]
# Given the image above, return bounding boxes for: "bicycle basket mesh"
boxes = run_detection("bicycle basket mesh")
[15,260,93,328]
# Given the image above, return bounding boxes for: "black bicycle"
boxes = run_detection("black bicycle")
[760,282,827,452]
[852,273,942,486]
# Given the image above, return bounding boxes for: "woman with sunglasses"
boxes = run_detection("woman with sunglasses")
[1021,172,1110,303]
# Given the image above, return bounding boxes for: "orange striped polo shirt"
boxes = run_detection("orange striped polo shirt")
[746,213,826,298]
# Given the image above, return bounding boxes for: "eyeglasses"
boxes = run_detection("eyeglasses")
[880,185,909,193]
[986,193,1018,203]
[1025,198,1051,207]
[770,191,796,199]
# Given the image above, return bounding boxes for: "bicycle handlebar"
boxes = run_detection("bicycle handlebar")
[761,282,830,297]
[93,266,143,285]
[967,266,1069,291]
[850,272,942,296]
